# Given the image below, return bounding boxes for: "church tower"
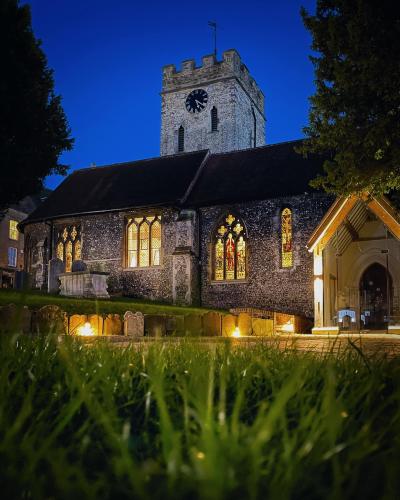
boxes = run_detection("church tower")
[160,49,266,155]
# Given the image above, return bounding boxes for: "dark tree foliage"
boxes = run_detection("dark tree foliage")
[0,0,73,208]
[300,0,400,196]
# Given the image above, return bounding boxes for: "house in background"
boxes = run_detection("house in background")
[0,192,50,288]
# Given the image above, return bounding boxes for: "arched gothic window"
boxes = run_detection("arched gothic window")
[213,214,247,281]
[127,215,162,268]
[281,208,293,268]
[178,126,185,152]
[211,106,218,132]
[55,225,82,272]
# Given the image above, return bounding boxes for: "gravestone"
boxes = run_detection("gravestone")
[166,315,184,336]
[15,270,30,290]
[124,311,144,337]
[184,314,203,336]
[104,314,122,335]
[48,258,64,293]
[68,314,87,335]
[238,313,252,336]
[222,314,237,337]
[252,318,274,336]
[88,314,103,335]
[71,260,87,272]
[0,304,31,333]
[203,311,222,336]
[32,305,67,334]
[145,315,166,337]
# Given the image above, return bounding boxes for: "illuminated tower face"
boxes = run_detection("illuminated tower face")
[160,49,266,155]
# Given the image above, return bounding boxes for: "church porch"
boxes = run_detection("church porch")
[307,195,400,334]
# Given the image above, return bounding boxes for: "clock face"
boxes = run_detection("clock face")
[185,89,208,113]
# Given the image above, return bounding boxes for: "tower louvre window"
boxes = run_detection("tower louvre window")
[211,106,218,132]
[178,126,184,152]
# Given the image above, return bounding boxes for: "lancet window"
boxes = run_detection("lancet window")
[55,225,82,272]
[178,126,185,152]
[281,208,293,268]
[127,215,162,268]
[213,214,247,281]
[211,106,218,132]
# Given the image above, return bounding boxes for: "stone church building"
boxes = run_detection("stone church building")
[21,49,400,333]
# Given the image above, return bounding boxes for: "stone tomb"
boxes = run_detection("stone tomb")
[59,270,110,299]
[145,315,167,337]
[124,311,144,337]
[47,258,64,294]
[184,314,203,336]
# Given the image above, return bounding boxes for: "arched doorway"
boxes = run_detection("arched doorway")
[359,263,392,330]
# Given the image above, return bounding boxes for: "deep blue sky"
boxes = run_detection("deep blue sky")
[27,0,317,189]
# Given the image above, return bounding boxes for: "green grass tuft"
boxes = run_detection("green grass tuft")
[0,336,399,499]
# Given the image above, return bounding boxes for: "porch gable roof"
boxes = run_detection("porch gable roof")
[306,194,400,253]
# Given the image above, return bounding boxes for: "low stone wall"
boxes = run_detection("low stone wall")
[0,304,310,337]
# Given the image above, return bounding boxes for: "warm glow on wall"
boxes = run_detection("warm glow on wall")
[281,321,294,333]
[314,278,323,303]
[314,251,323,276]
[232,327,241,337]
[77,322,96,336]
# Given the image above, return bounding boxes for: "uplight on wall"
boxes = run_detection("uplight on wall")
[77,322,96,336]
[232,327,241,338]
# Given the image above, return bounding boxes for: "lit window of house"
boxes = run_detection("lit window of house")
[8,247,17,267]
[127,216,162,268]
[9,220,19,240]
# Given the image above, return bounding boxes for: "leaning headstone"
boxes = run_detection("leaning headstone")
[252,318,274,336]
[32,305,67,334]
[184,314,203,336]
[15,270,30,290]
[48,258,64,293]
[222,314,237,337]
[238,313,252,336]
[203,311,222,336]
[166,315,184,336]
[145,315,166,337]
[0,304,31,333]
[68,314,87,335]
[71,260,87,272]
[104,314,122,336]
[124,311,144,337]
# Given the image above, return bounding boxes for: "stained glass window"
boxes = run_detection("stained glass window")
[66,241,73,272]
[281,208,293,268]
[57,242,64,261]
[74,240,82,261]
[55,225,82,272]
[127,216,162,268]
[213,214,247,281]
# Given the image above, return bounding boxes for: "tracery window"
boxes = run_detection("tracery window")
[211,106,218,132]
[55,225,82,272]
[281,208,293,268]
[127,216,162,268]
[213,214,247,281]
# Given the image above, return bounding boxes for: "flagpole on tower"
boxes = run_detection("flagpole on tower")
[208,21,217,58]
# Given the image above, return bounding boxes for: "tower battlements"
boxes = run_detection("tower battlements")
[162,49,264,113]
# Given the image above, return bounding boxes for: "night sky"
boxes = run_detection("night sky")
[27,0,317,189]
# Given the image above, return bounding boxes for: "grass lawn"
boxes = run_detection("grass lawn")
[0,288,223,316]
[0,335,399,499]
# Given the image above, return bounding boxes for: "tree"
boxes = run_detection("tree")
[0,0,73,208]
[299,0,400,196]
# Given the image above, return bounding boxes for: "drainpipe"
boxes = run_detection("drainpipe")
[251,107,257,148]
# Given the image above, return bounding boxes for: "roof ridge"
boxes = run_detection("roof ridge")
[72,149,210,174]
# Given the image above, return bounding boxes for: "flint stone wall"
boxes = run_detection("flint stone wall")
[199,194,333,318]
